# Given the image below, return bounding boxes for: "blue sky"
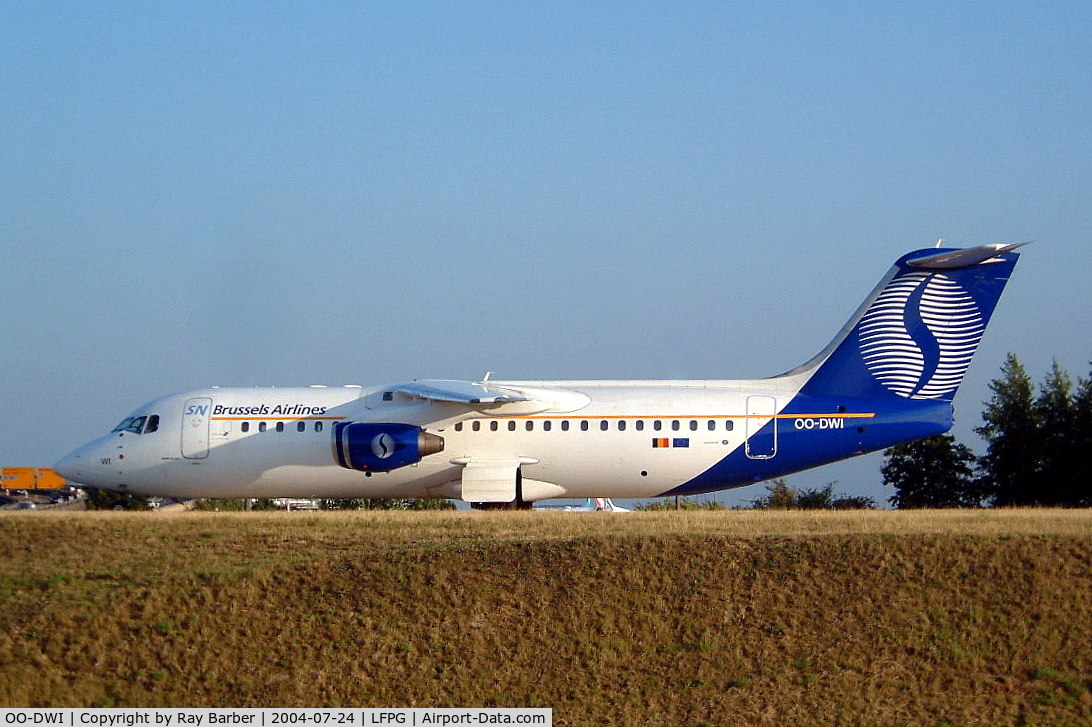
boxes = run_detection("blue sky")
[3,2,1090,506]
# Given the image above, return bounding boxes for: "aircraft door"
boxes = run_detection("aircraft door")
[181,397,212,459]
[745,395,777,459]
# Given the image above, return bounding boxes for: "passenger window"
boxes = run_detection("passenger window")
[525,421,533,431]
[618,421,626,431]
[276,422,284,432]
[725,420,734,431]
[455,422,463,432]
[708,420,716,431]
[544,421,552,432]
[653,420,662,431]
[600,420,609,431]
[259,422,267,432]
[508,421,516,432]
[671,420,680,431]
[241,422,250,433]
[315,421,323,432]
[297,421,306,432]
[472,421,481,432]
[561,421,570,431]
[690,420,698,431]
[490,421,498,431]
[144,415,160,434]
[382,391,394,401]
[635,420,644,431]
[580,421,589,432]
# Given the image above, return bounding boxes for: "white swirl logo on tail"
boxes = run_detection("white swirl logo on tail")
[857,272,985,399]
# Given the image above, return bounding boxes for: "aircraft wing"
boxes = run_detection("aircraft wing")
[395,380,532,405]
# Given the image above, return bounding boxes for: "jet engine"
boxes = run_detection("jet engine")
[333,422,445,472]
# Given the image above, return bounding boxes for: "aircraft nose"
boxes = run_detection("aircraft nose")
[53,449,83,483]
[54,441,107,486]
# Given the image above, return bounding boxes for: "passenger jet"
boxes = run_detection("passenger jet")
[55,244,1023,507]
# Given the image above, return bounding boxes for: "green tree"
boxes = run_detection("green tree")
[83,488,149,510]
[636,497,725,511]
[882,434,980,508]
[830,493,879,510]
[191,498,277,511]
[325,498,456,510]
[1034,360,1078,505]
[795,483,836,509]
[976,354,1040,506]
[749,479,799,509]
[749,479,874,510]
[1073,366,1092,506]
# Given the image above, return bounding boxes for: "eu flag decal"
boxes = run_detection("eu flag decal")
[653,438,690,448]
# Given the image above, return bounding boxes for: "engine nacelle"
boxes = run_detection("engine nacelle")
[333,422,445,472]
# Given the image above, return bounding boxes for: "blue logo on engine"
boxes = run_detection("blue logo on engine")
[371,433,396,459]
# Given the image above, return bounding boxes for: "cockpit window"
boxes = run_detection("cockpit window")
[144,415,160,434]
[112,416,147,434]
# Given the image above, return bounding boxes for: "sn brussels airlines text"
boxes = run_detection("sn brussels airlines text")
[0,711,550,727]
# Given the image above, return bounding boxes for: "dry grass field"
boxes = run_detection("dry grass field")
[0,509,1089,726]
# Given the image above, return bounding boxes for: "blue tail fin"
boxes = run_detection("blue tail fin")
[796,244,1024,402]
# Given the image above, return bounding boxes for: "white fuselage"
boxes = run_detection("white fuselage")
[55,377,826,501]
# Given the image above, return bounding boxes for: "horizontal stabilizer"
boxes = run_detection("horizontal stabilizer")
[906,242,1030,270]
